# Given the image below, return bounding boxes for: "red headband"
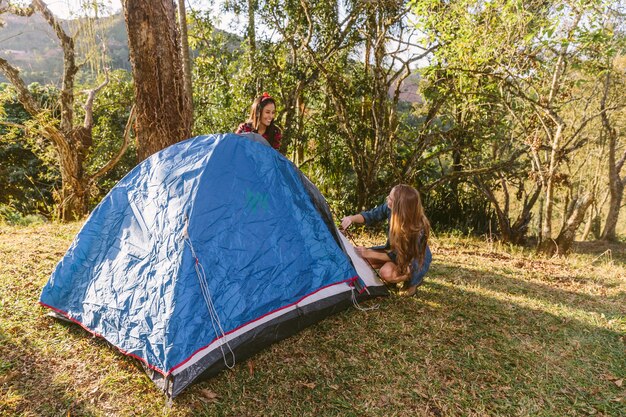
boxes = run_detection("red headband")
[260,92,273,102]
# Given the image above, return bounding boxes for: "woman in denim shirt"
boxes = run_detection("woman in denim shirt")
[341,184,432,296]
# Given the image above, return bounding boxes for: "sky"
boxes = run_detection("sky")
[45,0,122,18]
[41,0,424,69]
[44,0,235,32]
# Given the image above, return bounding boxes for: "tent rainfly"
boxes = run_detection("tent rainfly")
[40,133,387,397]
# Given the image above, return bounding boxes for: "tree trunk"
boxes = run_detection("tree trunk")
[551,193,594,256]
[247,0,256,57]
[602,183,624,241]
[599,67,625,241]
[474,177,540,245]
[509,185,541,245]
[581,202,602,241]
[177,0,193,113]
[537,179,556,253]
[55,126,90,220]
[474,178,511,242]
[537,123,565,254]
[123,0,193,161]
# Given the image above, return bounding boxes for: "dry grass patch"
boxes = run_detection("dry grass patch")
[1,224,624,416]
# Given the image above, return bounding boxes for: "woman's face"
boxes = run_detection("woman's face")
[259,102,276,128]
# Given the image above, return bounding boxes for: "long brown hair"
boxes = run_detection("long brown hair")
[388,184,430,276]
[247,93,281,147]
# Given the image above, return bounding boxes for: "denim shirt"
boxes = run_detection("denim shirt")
[360,202,392,250]
[359,202,432,286]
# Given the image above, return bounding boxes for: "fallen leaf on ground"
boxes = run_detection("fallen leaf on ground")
[199,389,219,402]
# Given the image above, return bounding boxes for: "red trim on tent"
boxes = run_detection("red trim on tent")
[167,275,358,375]
[354,276,369,294]
[39,302,168,376]
[40,275,359,378]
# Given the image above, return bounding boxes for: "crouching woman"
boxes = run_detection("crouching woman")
[341,184,432,296]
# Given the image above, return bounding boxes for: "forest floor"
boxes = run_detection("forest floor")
[0,223,624,417]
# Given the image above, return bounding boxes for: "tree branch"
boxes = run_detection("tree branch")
[0,119,27,130]
[82,68,109,129]
[0,2,34,16]
[617,147,626,175]
[423,148,525,192]
[31,0,79,130]
[0,57,40,114]
[89,105,136,185]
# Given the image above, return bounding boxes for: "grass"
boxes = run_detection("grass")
[0,222,624,416]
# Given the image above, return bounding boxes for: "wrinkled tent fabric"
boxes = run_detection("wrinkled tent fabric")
[40,133,387,397]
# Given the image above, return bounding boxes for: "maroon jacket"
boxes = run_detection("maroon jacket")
[235,122,282,151]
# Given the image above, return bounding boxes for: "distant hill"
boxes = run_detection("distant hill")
[391,73,422,104]
[0,12,129,85]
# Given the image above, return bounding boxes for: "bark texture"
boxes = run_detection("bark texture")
[600,69,625,241]
[124,0,192,161]
[548,193,594,256]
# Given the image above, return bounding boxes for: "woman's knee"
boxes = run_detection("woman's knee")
[380,262,400,282]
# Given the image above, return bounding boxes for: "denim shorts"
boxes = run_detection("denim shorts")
[409,245,432,287]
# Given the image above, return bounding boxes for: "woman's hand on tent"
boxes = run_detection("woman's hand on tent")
[355,246,370,258]
[340,216,353,230]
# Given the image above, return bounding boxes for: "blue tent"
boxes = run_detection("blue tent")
[40,133,386,397]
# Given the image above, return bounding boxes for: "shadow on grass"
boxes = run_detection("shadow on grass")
[0,326,98,417]
[2,246,623,416]
[571,240,626,264]
[433,262,626,321]
[384,274,625,415]
[179,267,625,417]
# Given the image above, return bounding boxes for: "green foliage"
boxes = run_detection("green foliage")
[189,5,367,212]
[189,11,258,134]
[2,0,625,237]
[0,83,58,215]
[87,70,136,201]
[0,70,136,217]
[410,0,626,239]
[0,204,46,226]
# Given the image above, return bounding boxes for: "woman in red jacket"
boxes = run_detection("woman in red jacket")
[236,92,282,152]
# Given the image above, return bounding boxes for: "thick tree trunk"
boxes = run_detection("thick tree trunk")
[550,193,594,256]
[55,126,89,220]
[177,0,193,113]
[124,0,192,161]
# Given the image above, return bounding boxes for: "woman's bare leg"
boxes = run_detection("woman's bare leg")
[379,262,407,284]
[359,249,388,269]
